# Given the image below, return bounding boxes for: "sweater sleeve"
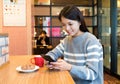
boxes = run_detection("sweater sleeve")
[70,39,103,81]
[46,40,64,61]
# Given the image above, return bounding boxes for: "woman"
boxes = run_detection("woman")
[36,30,50,46]
[45,5,103,84]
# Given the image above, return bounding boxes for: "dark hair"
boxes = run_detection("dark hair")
[41,30,46,34]
[58,5,89,32]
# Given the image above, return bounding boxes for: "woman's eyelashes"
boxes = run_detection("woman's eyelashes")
[62,24,65,27]
[62,23,73,27]
[68,23,73,26]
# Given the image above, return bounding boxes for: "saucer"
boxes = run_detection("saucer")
[16,65,39,73]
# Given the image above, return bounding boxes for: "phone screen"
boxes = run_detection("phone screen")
[43,55,55,62]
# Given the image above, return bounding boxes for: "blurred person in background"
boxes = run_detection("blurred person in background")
[37,30,50,46]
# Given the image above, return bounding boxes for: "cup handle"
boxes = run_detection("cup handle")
[30,58,35,64]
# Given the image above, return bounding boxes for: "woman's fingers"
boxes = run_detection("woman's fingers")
[44,60,49,65]
[47,64,54,69]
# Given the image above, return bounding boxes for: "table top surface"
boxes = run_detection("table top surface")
[0,55,75,84]
[33,45,53,49]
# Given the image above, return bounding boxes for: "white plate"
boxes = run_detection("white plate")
[16,65,39,73]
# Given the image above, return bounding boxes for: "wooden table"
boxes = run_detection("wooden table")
[0,55,75,84]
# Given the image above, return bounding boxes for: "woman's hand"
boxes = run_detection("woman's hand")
[44,60,54,69]
[47,59,72,71]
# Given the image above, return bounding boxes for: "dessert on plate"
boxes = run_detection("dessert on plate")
[21,64,35,70]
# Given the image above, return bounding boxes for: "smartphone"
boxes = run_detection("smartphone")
[43,55,55,63]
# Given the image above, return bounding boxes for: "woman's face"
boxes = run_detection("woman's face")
[61,16,81,37]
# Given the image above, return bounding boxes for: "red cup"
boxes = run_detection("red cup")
[30,55,44,67]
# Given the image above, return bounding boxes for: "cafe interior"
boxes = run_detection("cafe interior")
[0,0,120,83]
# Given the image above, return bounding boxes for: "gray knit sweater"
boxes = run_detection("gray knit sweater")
[46,32,103,84]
